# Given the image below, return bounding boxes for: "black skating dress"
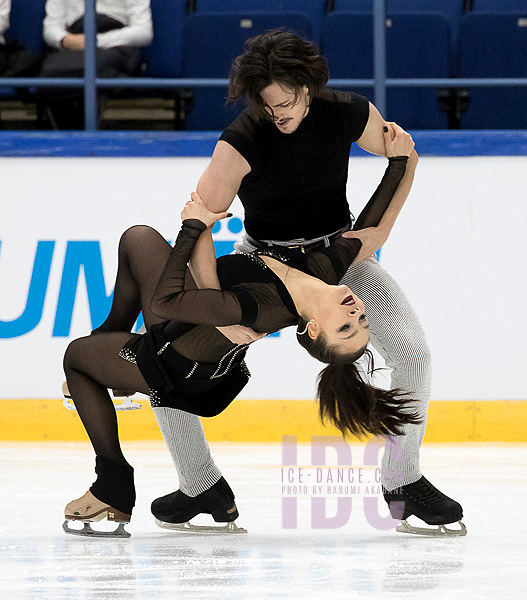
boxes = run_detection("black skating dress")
[119,157,408,417]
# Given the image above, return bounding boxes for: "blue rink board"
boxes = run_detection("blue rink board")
[0,130,526,157]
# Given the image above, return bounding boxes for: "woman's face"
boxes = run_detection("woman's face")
[308,285,370,354]
[260,82,310,134]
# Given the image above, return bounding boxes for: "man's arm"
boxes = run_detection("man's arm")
[43,0,70,49]
[356,102,391,156]
[184,140,249,288]
[196,140,251,213]
[184,191,267,344]
[97,0,153,49]
[358,101,418,162]
[345,103,418,263]
[192,151,267,344]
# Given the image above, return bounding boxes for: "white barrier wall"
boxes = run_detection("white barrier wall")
[0,155,525,400]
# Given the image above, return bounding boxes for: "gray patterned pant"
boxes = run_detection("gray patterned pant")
[153,251,431,495]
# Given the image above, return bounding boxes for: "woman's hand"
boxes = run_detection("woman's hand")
[216,325,267,345]
[181,191,231,228]
[384,122,414,158]
[342,226,388,266]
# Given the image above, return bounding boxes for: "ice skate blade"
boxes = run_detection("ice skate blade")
[112,397,142,410]
[396,519,467,537]
[63,520,131,538]
[154,518,247,535]
[62,396,141,411]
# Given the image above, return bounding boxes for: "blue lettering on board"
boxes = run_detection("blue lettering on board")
[53,241,113,337]
[0,241,55,339]
[0,220,294,339]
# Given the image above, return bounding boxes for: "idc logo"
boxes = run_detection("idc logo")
[0,217,249,339]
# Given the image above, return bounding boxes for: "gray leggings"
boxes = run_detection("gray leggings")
[153,251,431,495]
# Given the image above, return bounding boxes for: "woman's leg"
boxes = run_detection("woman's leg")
[63,332,150,460]
[341,256,432,491]
[96,225,223,495]
[96,225,171,333]
[63,331,151,514]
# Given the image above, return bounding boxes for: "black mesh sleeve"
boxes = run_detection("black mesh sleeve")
[353,156,408,231]
[150,219,247,326]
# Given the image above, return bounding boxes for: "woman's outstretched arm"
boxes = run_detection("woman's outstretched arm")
[187,192,223,291]
[343,123,417,263]
[150,199,258,327]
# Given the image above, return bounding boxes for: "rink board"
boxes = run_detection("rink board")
[1,398,526,442]
[1,131,526,442]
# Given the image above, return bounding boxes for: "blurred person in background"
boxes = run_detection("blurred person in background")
[40,0,152,129]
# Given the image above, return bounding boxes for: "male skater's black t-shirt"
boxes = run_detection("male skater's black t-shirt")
[219,88,370,241]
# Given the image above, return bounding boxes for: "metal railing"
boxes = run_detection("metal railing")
[1,0,527,130]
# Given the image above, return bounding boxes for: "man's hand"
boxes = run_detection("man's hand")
[216,325,267,345]
[61,34,86,50]
[341,227,387,266]
[182,191,231,228]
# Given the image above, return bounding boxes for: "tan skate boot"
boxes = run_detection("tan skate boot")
[63,490,131,538]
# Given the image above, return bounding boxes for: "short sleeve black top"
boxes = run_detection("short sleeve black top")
[219,88,370,241]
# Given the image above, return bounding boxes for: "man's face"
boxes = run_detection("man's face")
[260,82,310,134]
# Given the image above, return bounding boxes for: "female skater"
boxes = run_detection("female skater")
[62,128,418,536]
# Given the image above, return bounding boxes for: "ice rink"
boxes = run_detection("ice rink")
[1,441,526,599]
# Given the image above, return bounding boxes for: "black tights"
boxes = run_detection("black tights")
[63,226,173,463]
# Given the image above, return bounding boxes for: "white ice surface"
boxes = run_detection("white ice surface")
[0,441,526,600]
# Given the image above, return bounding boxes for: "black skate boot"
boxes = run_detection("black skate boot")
[383,476,467,537]
[151,477,247,534]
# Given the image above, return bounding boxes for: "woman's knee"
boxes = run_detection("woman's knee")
[119,225,162,250]
[63,336,91,374]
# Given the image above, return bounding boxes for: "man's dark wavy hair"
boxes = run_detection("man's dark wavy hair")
[228,29,329,122]
[296,316,422,439]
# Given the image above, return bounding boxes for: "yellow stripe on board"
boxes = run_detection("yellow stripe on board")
[1,399,526,443]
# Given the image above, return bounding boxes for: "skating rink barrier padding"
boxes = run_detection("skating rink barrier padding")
[1,399,526,442]
[1,130,527,157]
[1,130,526,442]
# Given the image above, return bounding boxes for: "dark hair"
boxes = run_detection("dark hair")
[228,29,329,122]
[296,317,422,439]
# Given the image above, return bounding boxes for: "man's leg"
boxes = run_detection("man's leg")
[148,238,264,518]
[152,407,222,496]
[340,256,432,491]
